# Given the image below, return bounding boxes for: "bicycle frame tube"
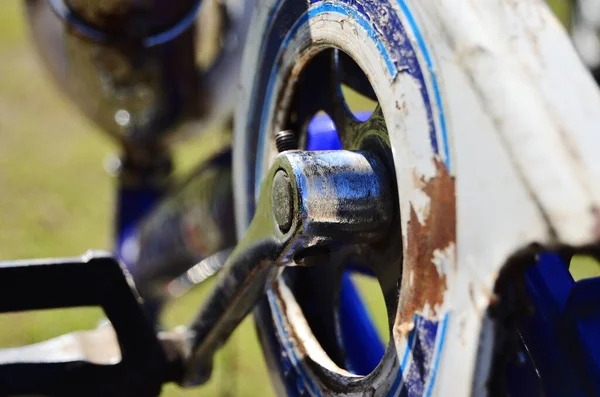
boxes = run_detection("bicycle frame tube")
[114,148,173,271]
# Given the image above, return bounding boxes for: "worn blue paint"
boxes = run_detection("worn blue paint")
[49,0,203,47]
[286,4,396,75]
[385,314,447,397]
[425,313,448,397]
[115,185,162,269]
[267,289,324,397]
[257,109,448,394]
[252,0,451,197]
[394,0,449,167]
[403,316,440,396]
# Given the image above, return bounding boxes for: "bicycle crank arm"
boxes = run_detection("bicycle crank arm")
[0,151,393,395]
[181,150,393,385]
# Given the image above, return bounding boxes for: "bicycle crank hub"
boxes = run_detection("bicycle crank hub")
[183,149,394,385]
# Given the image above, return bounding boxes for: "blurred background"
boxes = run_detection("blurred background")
[0,2,270,396]
[0,1,596,396]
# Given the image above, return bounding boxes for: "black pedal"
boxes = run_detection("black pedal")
[0,252,168,397]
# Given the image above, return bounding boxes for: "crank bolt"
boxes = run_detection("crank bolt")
[271,170,294,233]
[275,130,298,152]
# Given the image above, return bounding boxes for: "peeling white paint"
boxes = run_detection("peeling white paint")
[432,242,455,277]
[410,188,432,226]
[276,280,356,377]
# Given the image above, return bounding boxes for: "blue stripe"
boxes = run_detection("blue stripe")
[255,3,396,194]
[267,289,323,397]
[304,5,395,76]
[250,0,452,394]
[387,315,419,396]
[395,0,450,169]
[254,0,451,195]
[425,313,449,397]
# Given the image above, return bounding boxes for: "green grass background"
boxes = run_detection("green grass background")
[0,1,597,396]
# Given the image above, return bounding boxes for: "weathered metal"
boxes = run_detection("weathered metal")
[271,170,294,232]
[182,150,393,385]
[233,0,600,394]
[275,130,299,153]
[12,0,600,394]
[25,0,254,147]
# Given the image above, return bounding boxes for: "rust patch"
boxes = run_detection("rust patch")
[397,158,456,323]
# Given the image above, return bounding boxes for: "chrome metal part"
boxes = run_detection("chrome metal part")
[275,130,298,152]
[181,149,393,385]
[165,248,234,298]
[131,150,235,303]
[233,0,600,394]
[269,49,403,377]
[0,150,393,393]
[25,0,254,147]
[271,170,293,232]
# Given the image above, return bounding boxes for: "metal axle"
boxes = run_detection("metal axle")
[181,149,393,385]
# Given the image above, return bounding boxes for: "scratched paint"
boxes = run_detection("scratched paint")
[235,0,600,395]
[236,0,455,393]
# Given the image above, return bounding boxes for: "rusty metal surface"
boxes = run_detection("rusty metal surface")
[8,0,600,394]
[398,159,455,323]
[25,0,254,148]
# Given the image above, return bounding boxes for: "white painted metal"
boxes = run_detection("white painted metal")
[234,0,600,395]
